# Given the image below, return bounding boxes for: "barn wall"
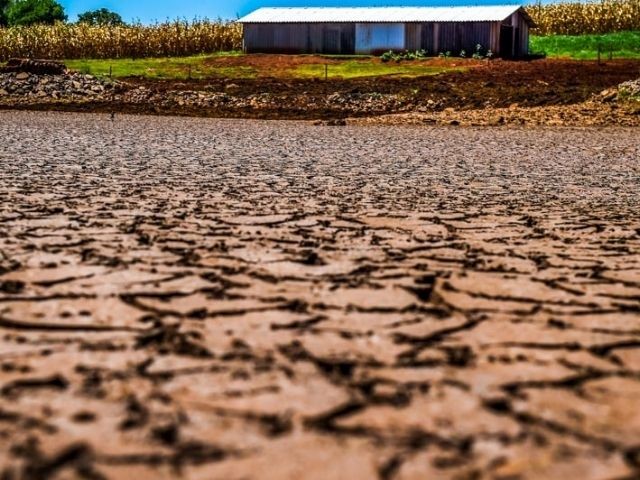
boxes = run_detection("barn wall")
[499,11,530,57]
[244,23,355,54]
[405,22,494,56]
[521,21,529,56]
[509,12,530,56]
[490,22,501,54]
[310,23,356,54]
[244,19,528,56]
[244,23,309,53]
[405,24,421,51]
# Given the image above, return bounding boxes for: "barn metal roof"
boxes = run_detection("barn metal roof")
[237,5,527,24]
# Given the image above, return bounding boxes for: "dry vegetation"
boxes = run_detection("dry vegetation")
[0,20,242,60]
[529,0,640,35]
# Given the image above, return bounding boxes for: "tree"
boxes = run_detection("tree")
[0,0,10,26]
[77,8,124,26]
[6,0,67,26]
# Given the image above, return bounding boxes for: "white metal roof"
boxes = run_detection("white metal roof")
[237,5,524,23]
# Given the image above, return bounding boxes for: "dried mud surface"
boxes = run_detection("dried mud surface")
[0,111,639,480]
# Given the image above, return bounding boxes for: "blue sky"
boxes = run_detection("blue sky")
[60,0,524,23]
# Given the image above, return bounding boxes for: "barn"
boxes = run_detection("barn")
[238,5,534,58]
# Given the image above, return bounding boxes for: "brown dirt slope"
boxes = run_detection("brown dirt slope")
[2,58,640,123]
[132,58,639,108]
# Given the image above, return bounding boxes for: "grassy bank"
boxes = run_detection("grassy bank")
[64,55,463,80]
[66,53,248,80]
[531,31,640,59]
[285,62,462,80]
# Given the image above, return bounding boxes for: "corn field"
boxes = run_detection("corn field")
[528,0,640,35]
[0,20,243,60]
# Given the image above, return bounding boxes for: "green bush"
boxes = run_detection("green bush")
[77,8,125,26]
[380,49,428,63]
[5,0,67,26]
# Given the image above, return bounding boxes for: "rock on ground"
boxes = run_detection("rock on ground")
[618,78,640,99]
[0,71,118,100]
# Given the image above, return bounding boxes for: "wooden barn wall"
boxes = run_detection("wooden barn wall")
[310,23,356,54]
[405,24,422,51]
[490,23,501,54]
[500,12,530,57]
[243,23,354,54]
[244,24,307,53]
[509,12,530,56]
[244,19,528,56]
[405,22,494,56]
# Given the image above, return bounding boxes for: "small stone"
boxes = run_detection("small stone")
[15,72,29,81]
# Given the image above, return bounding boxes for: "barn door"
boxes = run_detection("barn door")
[500,25,514,58]
[439,23,458,55]
[323,28,340,54]
[421,24,434,54]
[340,25,355,55]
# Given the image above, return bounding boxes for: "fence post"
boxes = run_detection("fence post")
[325,64,328,81]
[109,65,112,78]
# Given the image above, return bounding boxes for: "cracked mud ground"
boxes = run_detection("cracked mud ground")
[0,111,639,480]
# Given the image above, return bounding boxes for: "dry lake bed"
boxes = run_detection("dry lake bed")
[1,111,639,479]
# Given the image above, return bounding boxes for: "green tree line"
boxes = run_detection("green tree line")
[0,1,123,27]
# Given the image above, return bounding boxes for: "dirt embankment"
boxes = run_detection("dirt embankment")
[1,57,640,125]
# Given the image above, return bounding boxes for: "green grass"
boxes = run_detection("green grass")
[65,52,252,80]
[531,31,640,59]
[293,61,461,79]
[64,53,461,80]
